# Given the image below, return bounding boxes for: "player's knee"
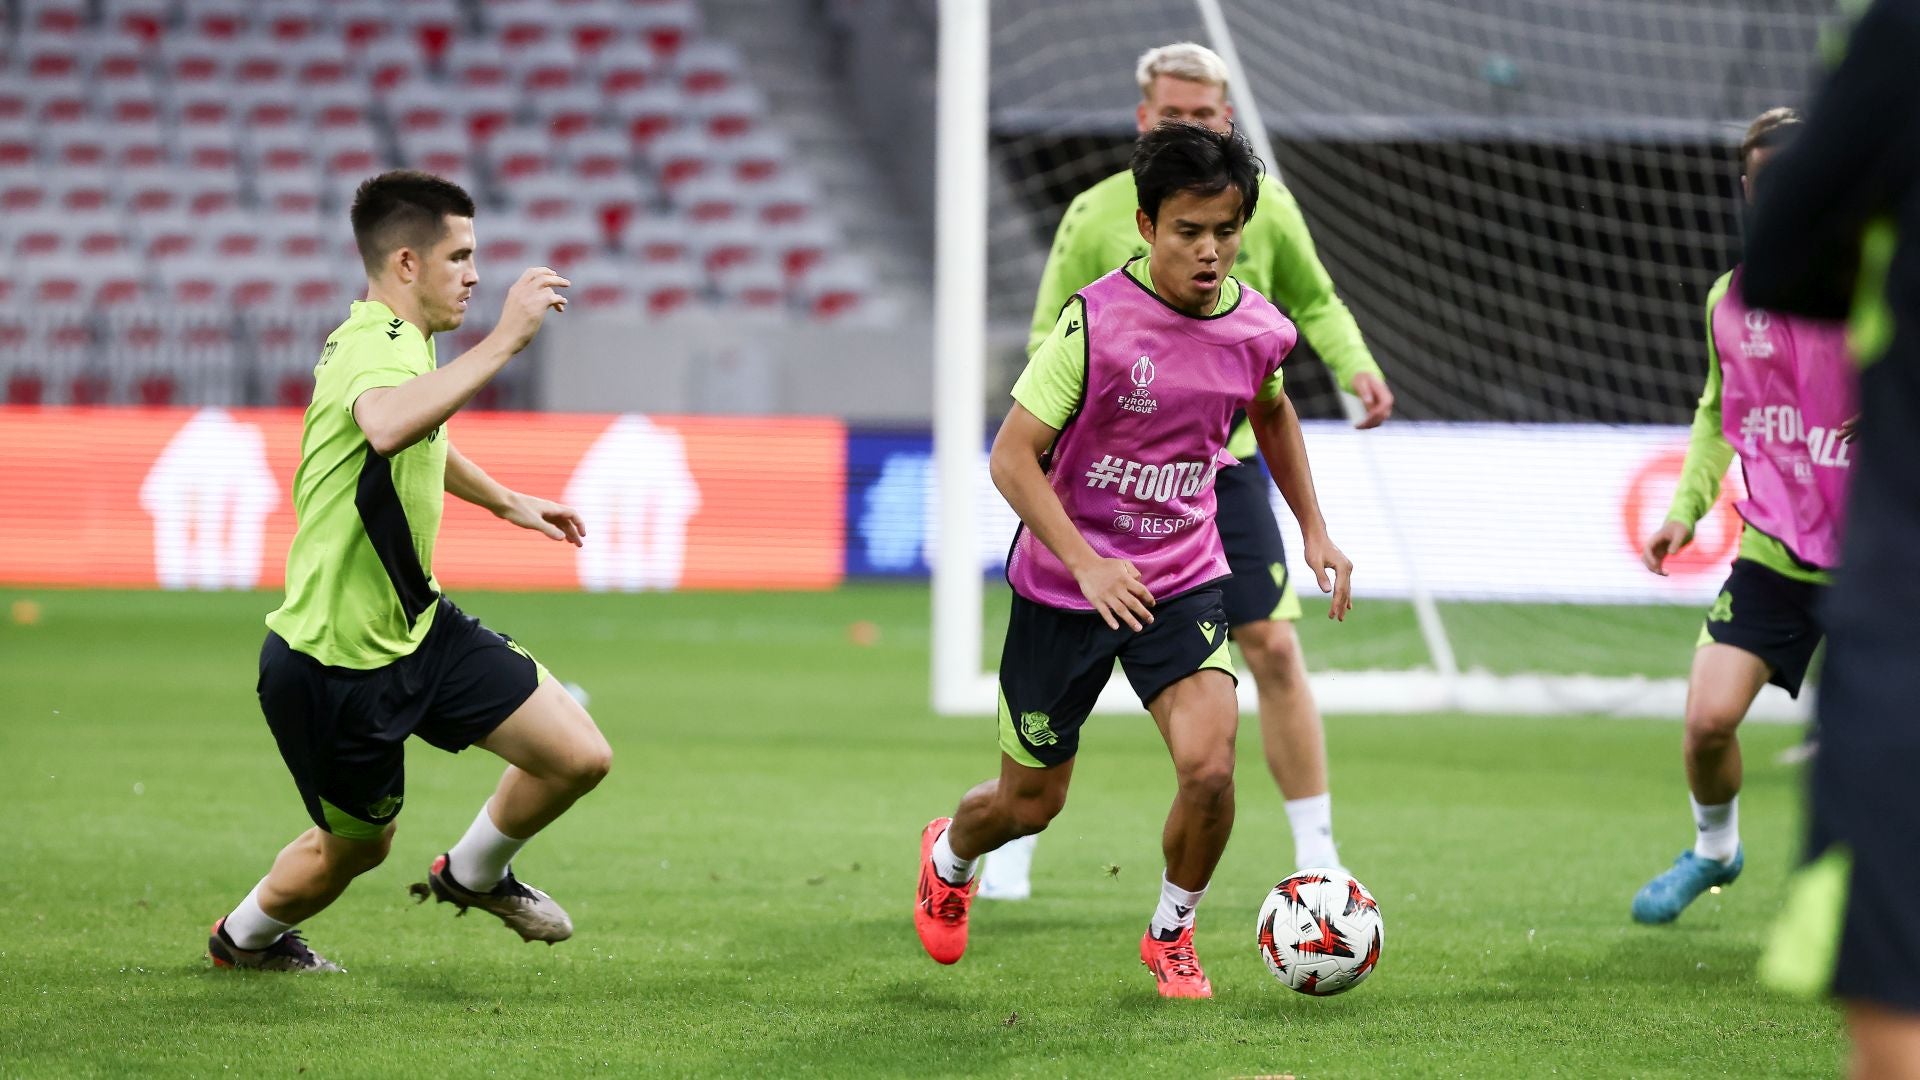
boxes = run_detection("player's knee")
[1006,787,1067,836]
[1237,621,1305,685]
[1684,699,1744,744]
[563,737,613,793]
[1175,757,1236,808]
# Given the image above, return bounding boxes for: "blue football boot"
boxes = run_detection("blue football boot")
[1631,847,1744,924]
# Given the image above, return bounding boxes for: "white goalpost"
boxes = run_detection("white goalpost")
[932,0,1816,722]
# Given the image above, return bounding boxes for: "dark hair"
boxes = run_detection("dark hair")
[349,170,477,271]
[1740,107,1800,175]
[1131,120,1263,225]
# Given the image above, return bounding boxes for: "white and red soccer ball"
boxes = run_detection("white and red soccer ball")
[1256,868,1384,996]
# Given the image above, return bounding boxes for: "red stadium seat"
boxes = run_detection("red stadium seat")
[28,77,92,128]
[564,129,632,180]
[403,127,473,179]
[23,1,87,36]
[296,51,355,88]
[9,215,69,258]
[797,260,871,320]
[242,86,304,129]
[179,129,240,173]
[317,129,383,177]
[48,128,107,169]
[163,44,229,87]
[136,213,205,261]
[723,132,787,183]
[171,87,235,129]
[445,40,513,90]
[0,121,36,168]
[19,34,86,79]
[687,86,765,140]
[615,86,685,149]
[306,84,374,132]
[532,87,605,139]
[106,0,170,47]
[633,0,699,62]
[158,260,224,308]
[52,166,114,211]
[623,213,693,265]
[358,39,424,93]
[100,84,165,129]
[695,218,763,274]
[188,0,252,41]
[674,41,743,95]
[265,10,323,44]
[563,3,624,54]
[108,129,168,169]
[515,41,581,93]
[596,39,659,96]
[231,41,291,87]
[713,258,787,312]
[85,40,152,85]
[249,128,315,175]
[766,219,834,278]
[254,171,324,215]
[335,0,394,47]
[0,173,49,213]
[508,173,584,220]
[486,126,555,182]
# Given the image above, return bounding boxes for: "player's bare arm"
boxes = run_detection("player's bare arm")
[1641,520,1692,576]
[989,402,1155,632]
[445,442,585,548]
[1246,391,1352,620]
[354,267,570,456]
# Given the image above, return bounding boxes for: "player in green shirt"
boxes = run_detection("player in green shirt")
[980,42,1389,899]
[208,172,612,972]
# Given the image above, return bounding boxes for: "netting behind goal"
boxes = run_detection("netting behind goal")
[935,0,1838,717]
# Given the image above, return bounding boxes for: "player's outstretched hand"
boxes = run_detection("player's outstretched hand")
[1075,558,1155,631]
[1351,372,1394,430]
[494,266,571,354]
[1304,532,1354,621]
[500,492,587,547]
[1641,520,1691,576]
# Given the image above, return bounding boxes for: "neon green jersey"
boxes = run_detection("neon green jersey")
[265,300,449,667]
[1666,272,1829,586]
[1012,258,1285,430]
[1028,168,1379,458]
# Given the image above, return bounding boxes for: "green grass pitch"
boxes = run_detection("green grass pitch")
[0,586,1839,1077]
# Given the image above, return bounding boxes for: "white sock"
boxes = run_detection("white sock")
[931,825,976,886]
[1285,793,1341,870]
[1149,875,1208,939]
[447,802,528,890]
[223,878,295,950]
[978,833,1037,898]
[1691,794,1739,864]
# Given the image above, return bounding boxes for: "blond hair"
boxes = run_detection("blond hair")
[1740,106,1801,173]
[1135,42,1230,98]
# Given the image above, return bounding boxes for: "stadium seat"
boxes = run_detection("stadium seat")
[514,40,582,94]
[316,128,385,178]
[575,173,652,241]
[161,42,230,87]
[686,85,765,139]
[187,0,253,42]
[264,8,324,45]
[0,121,37,168]
[563,128,633,180]
[622,213,694,265]
[231,40,293,86]
[107,127,169,169]
[531,86,605,139]
[156,258,224,308]
[445,40,514,90]
[255,169,325,215]
[673,40,743,95]
[712,258,787,312]
[647,128,713,189]
[333,0,396,47]
[0,171,50,213]
[248,128,317,175]
[358,38,426,93]
[103,0,171,47]
[692,217,763,273]
[27,76,92,128]
[765,219,835,277]
[632,0,699,61]
[135,212,206,262]
[241,84,305,129]
[453,85,522,141]
[20,0,88,37]
[47,127,108,169]
[560,256,641,310]
[719,131,787,183]
[257,216,333,261]
[0,81,30,125]
[305,83,375,133]
[83,39,153,85]
[752,174,818,225]
[674,174,752,222]
[402,127,474,179]
[595,38,660,96]
[8,213,71,258]
[561,1,625,54]
[17,34,86,80]
[486,126,556,183]
[506,172,585,220]
[51,165,115,211]
[170,86,236,129]
[795,259,871,320]
[614,86,685,148]
[99,83,165,129]
[178,128,241,173]
[293,46,355,89]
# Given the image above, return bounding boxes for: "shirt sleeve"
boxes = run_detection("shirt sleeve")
[1251,177,1383,393]
[1027,194,1116,358]
[337,334,426,419]
[1011,297,1088,430]
[1254,366,1286,403]
[1666,275,1736,530]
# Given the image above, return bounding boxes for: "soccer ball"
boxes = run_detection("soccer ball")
[1256,868,1384,996]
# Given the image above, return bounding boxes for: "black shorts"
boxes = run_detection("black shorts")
[1215,461,1300,625]
[1788,630,1920,1012]
[1700,558,1825,697]
[998,586,1236,768]
[256,597,546,840]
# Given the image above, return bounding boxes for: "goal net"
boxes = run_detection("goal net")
[933,0,1834,719]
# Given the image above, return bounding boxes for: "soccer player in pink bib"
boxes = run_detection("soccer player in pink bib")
[912,121,1353,999]
[1631,108,1857,925]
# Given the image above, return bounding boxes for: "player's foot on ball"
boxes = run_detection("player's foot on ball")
[207,917,343,972]
[1140,925,1212,999]
[915,817,974,964]
[420,854,574,943]
[1631,847,1743,925]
